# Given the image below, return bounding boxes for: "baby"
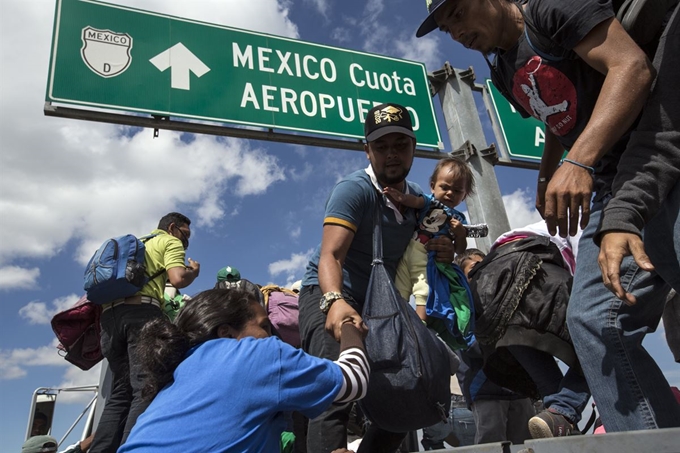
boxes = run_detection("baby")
[384,156,474,322]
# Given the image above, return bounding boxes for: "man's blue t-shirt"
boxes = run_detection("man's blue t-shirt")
[302,169,423,306]
[119,337,342,453]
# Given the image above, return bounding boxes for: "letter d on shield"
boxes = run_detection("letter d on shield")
[81,26,133,78]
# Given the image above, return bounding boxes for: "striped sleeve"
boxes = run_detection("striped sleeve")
[333,347,370,403]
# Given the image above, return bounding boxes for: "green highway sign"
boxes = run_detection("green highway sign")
[46,0,442,148]
[486,79,546,163]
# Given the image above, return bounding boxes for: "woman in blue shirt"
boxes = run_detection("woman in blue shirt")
[119,289,369,452]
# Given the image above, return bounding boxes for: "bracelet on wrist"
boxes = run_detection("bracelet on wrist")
[560,158,595,175]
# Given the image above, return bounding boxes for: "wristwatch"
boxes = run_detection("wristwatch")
[320,291,344,314]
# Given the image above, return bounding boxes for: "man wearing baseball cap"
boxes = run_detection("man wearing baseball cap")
[214,265,264,304]
[297,103,455,452]
[21,435,58,453]
[416,0,680,437]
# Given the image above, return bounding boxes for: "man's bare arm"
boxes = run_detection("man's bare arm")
[536,129,565,217]
[543,18,654,237]
[167,258,200,289]
[318,224,365,341]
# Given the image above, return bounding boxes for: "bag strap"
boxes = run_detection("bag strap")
[141,233,165,283]
[485,55,531,119]
[147,267,166,283]
[140,232,160,243]
[516,0,574,61]
[372,199,383,264]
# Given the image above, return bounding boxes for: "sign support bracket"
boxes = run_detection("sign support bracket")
[43,103,446,161]
[430,64,511,251]
[151,115,169,138]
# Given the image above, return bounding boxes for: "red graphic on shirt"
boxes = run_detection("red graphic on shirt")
[512,56,577,136]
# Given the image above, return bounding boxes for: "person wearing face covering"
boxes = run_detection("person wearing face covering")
[90,212,201,453]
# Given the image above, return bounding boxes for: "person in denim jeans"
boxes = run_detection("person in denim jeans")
[90,212,200,453]
[568,5,680,432]
[420,376,474,450]
[416,0,680,434]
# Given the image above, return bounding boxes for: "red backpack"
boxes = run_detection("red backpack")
[260,285,300,348]
[51,295,103,370]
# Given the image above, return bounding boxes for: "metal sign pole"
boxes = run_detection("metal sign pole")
[430,63,510,252]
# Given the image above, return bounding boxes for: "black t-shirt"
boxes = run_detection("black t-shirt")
[496,0,613,149]
[495,0,628,195]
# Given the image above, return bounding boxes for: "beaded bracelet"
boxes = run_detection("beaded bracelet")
[561,158,595,175]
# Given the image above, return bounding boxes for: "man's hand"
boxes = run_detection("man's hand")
[169,258,200,288]
[543,163,593,237]
[187,258,200,273]
[598,231,655,305]
[427,236,455,263]
[324,299,366,341]
[536,178,549,218]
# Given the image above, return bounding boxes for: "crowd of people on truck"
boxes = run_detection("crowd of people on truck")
[24,0,679,451]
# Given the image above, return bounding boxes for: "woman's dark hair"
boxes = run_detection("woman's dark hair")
[430,157,475,196]
[454,248,486,267]
[138,289,257,400]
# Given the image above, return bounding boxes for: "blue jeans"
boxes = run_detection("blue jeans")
[90,303,163,453]
[421,418,451,450]
[507,345,590,424]
[567,193,680,431]
[421,395,476,449]
[451,407,475,447]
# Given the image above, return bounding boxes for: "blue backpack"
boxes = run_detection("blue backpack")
[84,234,163,304]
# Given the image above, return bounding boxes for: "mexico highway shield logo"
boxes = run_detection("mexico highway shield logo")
[81,26,133,78]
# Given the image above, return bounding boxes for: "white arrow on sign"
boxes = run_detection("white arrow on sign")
[149,43,210,90]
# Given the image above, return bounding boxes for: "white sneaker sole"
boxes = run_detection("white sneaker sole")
[529,416,555,439]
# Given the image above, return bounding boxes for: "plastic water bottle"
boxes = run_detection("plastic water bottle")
[464,223,489,238]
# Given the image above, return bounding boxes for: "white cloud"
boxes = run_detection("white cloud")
[365,0,385,19]
[106,0,299,38]
[349,0,443,72]
[290,226,302,239]
[0,266,40,290]
[2,125,288,268]
[331,27,351,44]
[394,35,444,72]
[502,188,543,229]
[289,161,315,182]
[0,0,297,270]
[0,338,99,403]
[18,294,81,325]
[56,364,102,404]
[0,340,67,380]
[303,0,330,18]
[664,368,680,388]
[268,248,315,286]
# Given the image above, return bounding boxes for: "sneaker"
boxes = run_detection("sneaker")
[528,409,579,438]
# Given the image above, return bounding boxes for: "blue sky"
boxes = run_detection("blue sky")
[1,0,677,451]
